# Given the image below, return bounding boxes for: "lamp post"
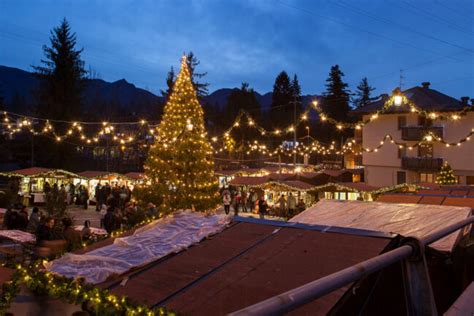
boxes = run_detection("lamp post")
[305,126,310,146]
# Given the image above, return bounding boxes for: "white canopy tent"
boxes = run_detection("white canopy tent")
[290,199,472,252]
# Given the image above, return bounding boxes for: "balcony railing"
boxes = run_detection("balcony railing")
[401,126,443,141]
[401,157,443,171]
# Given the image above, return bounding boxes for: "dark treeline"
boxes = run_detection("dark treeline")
[0,18,377,171]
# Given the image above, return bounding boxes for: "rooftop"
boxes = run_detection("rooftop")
[353,84,470,114]
[99,218,394,315]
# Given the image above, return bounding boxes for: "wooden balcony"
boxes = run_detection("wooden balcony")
[401,157,443,172]
[401,126,443,141]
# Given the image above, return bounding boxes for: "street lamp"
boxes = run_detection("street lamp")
[305,126,310,146]
[393,88,403,106]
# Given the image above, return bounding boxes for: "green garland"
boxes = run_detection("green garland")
[0,214,174,315]
[0,261,177,315]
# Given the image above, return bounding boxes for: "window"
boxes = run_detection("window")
[418,116,433,127]
[467,176,474,185]
[397,171,406,184]
[398,116,407,130]
[398,146,407,158]
[418,144,433,158]
[420,173,434,183]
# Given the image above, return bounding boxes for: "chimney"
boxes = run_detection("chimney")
[421,82,430,89]
[461,96,470,105]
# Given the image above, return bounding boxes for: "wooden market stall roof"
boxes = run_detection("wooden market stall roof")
[123,172,145,181]
[261,180,316,192]
[101,218,397,315]
[0,167,83,179]
[77,171,133,181]
[230,176,316,192]
[229,176,269,186]
[308,182,419,195]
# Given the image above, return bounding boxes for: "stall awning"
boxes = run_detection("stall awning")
[308,182,418,194]
[124,172,145,181]
[229,176,269,186]
[261,180,316,192]
[0,167,83,179]
[77,171,132,181]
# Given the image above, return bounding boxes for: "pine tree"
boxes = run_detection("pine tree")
[137,56,219,212]
[291,74,302,105]
[353,77,376,109]
[33,18,86,121]
[0,84,5,111]
[225,83,262,157]
[226,82,261,124]
[186,52,209,99]
[435,161,458,185]
[160,66,175,100]
[161,52,209,100]
[271,71,293,127]
[322,65,351,122]
[32,18,86,169]
[291,74,303,118]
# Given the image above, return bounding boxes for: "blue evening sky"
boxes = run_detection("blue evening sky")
[1,0,473,98]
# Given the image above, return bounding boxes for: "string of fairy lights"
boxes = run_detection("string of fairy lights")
[1,88,473,156]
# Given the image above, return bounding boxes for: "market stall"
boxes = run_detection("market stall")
[309,182,419,202]
[0,167,84,205]
[75,171,134,199]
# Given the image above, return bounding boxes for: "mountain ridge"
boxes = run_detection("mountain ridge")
[0,65,319,114]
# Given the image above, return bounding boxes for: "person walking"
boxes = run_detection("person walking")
[258,196,268,219]
[287,193,296,219]
[241,191,248,213]
[80,186,89,210]
[233,191,241,216]
[223,192,231,215]
[95,183,102,211]
[104,206,118,234]
[249,190,257,213]
[27,207,41,232]
[278,194,287,218]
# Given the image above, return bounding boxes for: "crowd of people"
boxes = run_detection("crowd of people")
[222,189,306,219]
[44,181,90,213]
[93,183,141,234]
[3,205,89,252]
[1,181,139,254]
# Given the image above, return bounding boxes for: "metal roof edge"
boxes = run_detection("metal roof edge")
[233,216,395,239]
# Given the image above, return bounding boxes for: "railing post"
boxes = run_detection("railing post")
[401,238,438,316]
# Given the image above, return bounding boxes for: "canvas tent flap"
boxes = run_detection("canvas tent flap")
[45,210,231,284]
[290,199,471,252]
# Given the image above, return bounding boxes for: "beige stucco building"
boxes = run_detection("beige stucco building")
[354,83,474,187]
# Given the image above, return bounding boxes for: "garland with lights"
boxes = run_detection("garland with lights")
[2,88,472,158]
[314,88,473,130]
[0,261,176,315]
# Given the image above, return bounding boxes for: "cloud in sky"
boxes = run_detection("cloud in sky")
[0,0,473,98]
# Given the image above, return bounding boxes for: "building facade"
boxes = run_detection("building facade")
[356,83,474,187]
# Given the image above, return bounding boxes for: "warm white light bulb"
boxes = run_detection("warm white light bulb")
[394,95,403,106]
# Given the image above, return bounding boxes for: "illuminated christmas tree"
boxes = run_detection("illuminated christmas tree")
[138,56,219,212]
[435,161,458,185]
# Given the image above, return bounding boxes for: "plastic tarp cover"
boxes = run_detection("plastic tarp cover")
[0,230,36,243]
[291,199,471,252]
[45,210,231,284]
